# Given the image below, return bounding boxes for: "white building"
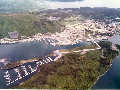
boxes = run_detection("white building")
[8,31,19,39]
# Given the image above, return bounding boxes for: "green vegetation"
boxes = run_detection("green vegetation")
[72,43,98,51]
[15,41,119,89]
[0,14,62,39]
[16,50,101,89]
[98,41,119,65]
[116,44,120,51]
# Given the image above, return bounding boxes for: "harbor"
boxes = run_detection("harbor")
[0,38,90,88]
[0,5,119,89]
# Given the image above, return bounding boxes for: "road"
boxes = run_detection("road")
[72,40,101,54]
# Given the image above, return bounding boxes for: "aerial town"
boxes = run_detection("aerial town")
[0,7,120,89]
[0,13,120,46]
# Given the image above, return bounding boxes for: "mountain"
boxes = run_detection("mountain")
[0,0,48,13]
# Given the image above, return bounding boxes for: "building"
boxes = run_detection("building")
[48,16,60,21]
[8,31,19,39]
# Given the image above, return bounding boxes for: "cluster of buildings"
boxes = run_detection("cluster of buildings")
[0,31,19,44]
[63,18,120,42]
[8,31,19,39]
[48,16,61,21]
[0,16,120,45]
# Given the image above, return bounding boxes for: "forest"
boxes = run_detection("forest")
[15,41,119,89]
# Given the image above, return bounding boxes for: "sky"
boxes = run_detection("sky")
[0,0,120,13]
[46,0,120,9]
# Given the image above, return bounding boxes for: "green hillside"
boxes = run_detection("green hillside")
[15,42,119,89]
[0,14,62,39]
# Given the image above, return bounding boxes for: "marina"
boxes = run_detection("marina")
[0,2,119,88]
[0,39,89,88]
[0,54,67,88]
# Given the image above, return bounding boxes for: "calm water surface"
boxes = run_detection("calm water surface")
[93,55,120,89]
[0,39,89,88]
[93,35,120,89]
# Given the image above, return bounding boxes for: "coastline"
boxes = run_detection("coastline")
[91,62,112,88]
[91,54,120,89]
[0,31,119,89]
[0,33,81,46]
[92,43,120,88]
[53,45,119,89]
[13,41,120,89]
[1,49,63,70]
[0,11,119,88]
[0,18,114,46]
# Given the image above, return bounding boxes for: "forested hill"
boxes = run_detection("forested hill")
[0,0,47,13]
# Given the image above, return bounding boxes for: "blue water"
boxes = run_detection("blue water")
[93,55,120,89]
[93,35,120,89]
[0,39,89,88]
[0,40,89,62]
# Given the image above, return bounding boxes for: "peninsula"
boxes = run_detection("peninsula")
[15,41,120,89]
[0,8,120,89]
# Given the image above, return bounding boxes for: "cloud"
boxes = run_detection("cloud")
[0,0,120,13]
[48,0,84,2]
[46,0,120,9]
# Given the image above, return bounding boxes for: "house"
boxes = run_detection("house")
[48,16,60,21]
[8,31,19,39]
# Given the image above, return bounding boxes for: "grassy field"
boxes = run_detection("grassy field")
[0,14,62,39]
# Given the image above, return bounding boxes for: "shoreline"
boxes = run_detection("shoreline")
[0,33,118,89]
[0,32,82,46]
[12,41,119,89]
[54,44,119,89]
[91,63,112,88]
[91,55,120,89]
[0,18,115,46]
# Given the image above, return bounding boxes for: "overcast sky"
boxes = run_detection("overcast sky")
[46,0,120,9]
[0,0,119,13]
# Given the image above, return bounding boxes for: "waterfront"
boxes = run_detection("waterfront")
[0,39,88,62]
[0,40,89,88]
[0,62,38,88]
[0,35,120,89]
[0,5,119,89]
[93,35,120,89]
[93,55,120,89]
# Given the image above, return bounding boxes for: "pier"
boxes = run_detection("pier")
[2,55,59,86]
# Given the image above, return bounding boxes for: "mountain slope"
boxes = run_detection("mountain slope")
[0,0,48,13]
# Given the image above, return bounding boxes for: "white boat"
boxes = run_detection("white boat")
[21,66,29,75]
[48,57,53,61]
